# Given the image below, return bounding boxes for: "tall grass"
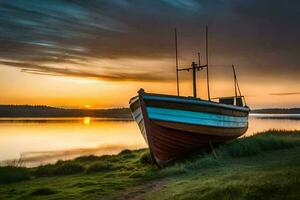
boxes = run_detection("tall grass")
[160,130,300,176]
[139,150,154,165]
[33,161,85,177]
[0,166,30,184]
[29,188,57,196]
[219,130,300,158]
[86,161,113,173]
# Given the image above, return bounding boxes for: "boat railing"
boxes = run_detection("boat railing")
[211,96,246,107]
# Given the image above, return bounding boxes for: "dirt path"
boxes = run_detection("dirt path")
[112,179,169,200]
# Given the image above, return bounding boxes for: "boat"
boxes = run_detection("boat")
[129,26,250,167]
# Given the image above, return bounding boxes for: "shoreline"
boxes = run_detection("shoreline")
[1,129,300,199]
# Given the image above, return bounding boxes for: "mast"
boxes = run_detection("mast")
[198,52,201,66]
[192,62,197,97]
[197,52,201,97]
[175,26,211,99]
[174,28,180,96]
[206,25,211,100]
[232,64,238,99]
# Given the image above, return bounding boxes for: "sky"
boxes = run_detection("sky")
[0,0,299,108]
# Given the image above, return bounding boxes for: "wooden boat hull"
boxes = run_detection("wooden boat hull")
[129,89,250,167]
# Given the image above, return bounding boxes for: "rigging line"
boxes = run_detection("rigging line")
[206,25,211,101]
[232,64,247,106]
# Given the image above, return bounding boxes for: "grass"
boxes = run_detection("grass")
[139,150,154,165]
[29,188,57,196]
[0,130,299,200]
[86,161,114,173]
[218,129,300,158]
[33,162,85,177]
[0,166,31,184]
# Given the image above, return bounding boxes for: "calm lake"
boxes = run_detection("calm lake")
[0,115,299,167]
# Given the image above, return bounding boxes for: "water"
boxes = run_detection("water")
[246,114,300,135]
[0,118,146,167]
[0,115,299,167]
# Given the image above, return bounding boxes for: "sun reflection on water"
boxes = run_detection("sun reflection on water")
[83,117,91,125]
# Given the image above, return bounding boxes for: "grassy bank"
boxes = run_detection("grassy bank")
[1,130,300,200]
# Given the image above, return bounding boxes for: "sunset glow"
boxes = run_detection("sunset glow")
[0,1,299,109]
[1,63,299,108]
[0,1,300,199]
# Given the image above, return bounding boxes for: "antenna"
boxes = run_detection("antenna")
[197,52,201,98]
[206,25,211,100]
[192,62,197,97]
[174,28,180,96]
[198,52,201,67]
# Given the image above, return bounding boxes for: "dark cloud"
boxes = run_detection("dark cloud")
[0,60,169,82]
[0,0,299,81]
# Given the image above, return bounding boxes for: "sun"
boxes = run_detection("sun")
[84,104,91,109]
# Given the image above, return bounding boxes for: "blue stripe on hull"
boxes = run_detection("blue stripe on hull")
[147,107,247,128]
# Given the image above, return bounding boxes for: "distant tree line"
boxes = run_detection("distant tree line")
[1,105,299,117]
[251,108,300,114]
[0,105,132,118]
